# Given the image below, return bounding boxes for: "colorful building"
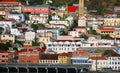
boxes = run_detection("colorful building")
[39,54,59,64]
[18,51,40,64]
[89,56,108,71]
[58,53,71,64]
[0,50,9,63]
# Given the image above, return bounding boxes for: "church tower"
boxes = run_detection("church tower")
[78,0,86,26]
[79,0,84,19]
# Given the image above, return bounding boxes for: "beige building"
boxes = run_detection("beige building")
[40,31,54,38]
[23,41,32,46]
[110,28,120,38]
[89,56,108,71]
[96,27,115,35]
[0,34,15,43]
[103,18,120,26]
[38,37,52,44]
[0,10,8,16]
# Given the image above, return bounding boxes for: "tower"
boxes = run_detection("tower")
[79,0,84,19]
[78,0,86,26]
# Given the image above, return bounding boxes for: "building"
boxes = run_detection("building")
[23,41,32,46]
[25,31,35,41]
[96,27,115,35]
[89,56,108,71]
[0,50,9,63]
[7,14,25,22]
[23,4,51,15]
[0,19,16,28]
[0,10,9,16]
[110,28,120,38]
[74,26,87,35]
[67,6,79,19]
[58,53,71,64]
[114,6,120,13]
[37,29,60,40]
[46,41,81,53]
[38,36,52,44]
[68,31,80,37]
[29,14,48,24]
[0,0,23,13]
[10,28,21,36]
[85,37,114,48]
[48,24,66,29]
[103,18,120,27]
[104,50,120,71]
[18,51,40,64]
[0,34,15,43]
[78,19,86,26]
[71,50,92,70]
[49,20,69,27]
[39,54,59,64]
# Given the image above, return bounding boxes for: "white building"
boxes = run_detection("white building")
[10,28,21,36]
[48,24,66,29]
[89,56,108,71]
[37,29,60,40]
[25,31,35,41]
[82,37,114,48]
[78,19,86,26]
[68,31,80,37]
[104,50,120,71]
[49,20,69,26]
[7,14,25,22]
[46,41,81,53]
[0,19,16,28]
[29,14,48,24]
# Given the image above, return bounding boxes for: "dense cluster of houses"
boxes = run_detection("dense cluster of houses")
[0,0,120,71]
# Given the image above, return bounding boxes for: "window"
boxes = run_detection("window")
[2,60,5,62]
[27,60,30,63]
[2,55,5,58]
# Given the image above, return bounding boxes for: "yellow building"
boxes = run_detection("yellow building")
[40,31,54,38]
[103,18,120,26]
[0,34,15,43]
[58,53,71,64]
[38,37,52,43]
[89,56,108,71]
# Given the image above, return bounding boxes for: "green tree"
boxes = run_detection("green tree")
[31,24,38,31]
[80,34,88,40]
[101,34,111,39]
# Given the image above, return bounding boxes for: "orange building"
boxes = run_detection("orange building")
[0,50,9,63]
[18,51,39,64]
[73,49,89,56]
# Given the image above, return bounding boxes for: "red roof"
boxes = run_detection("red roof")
[0,50,8,53]
[59,52,69,56]
[98,27,115,32]
[67,6,78,12]
[89,56,107,60]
